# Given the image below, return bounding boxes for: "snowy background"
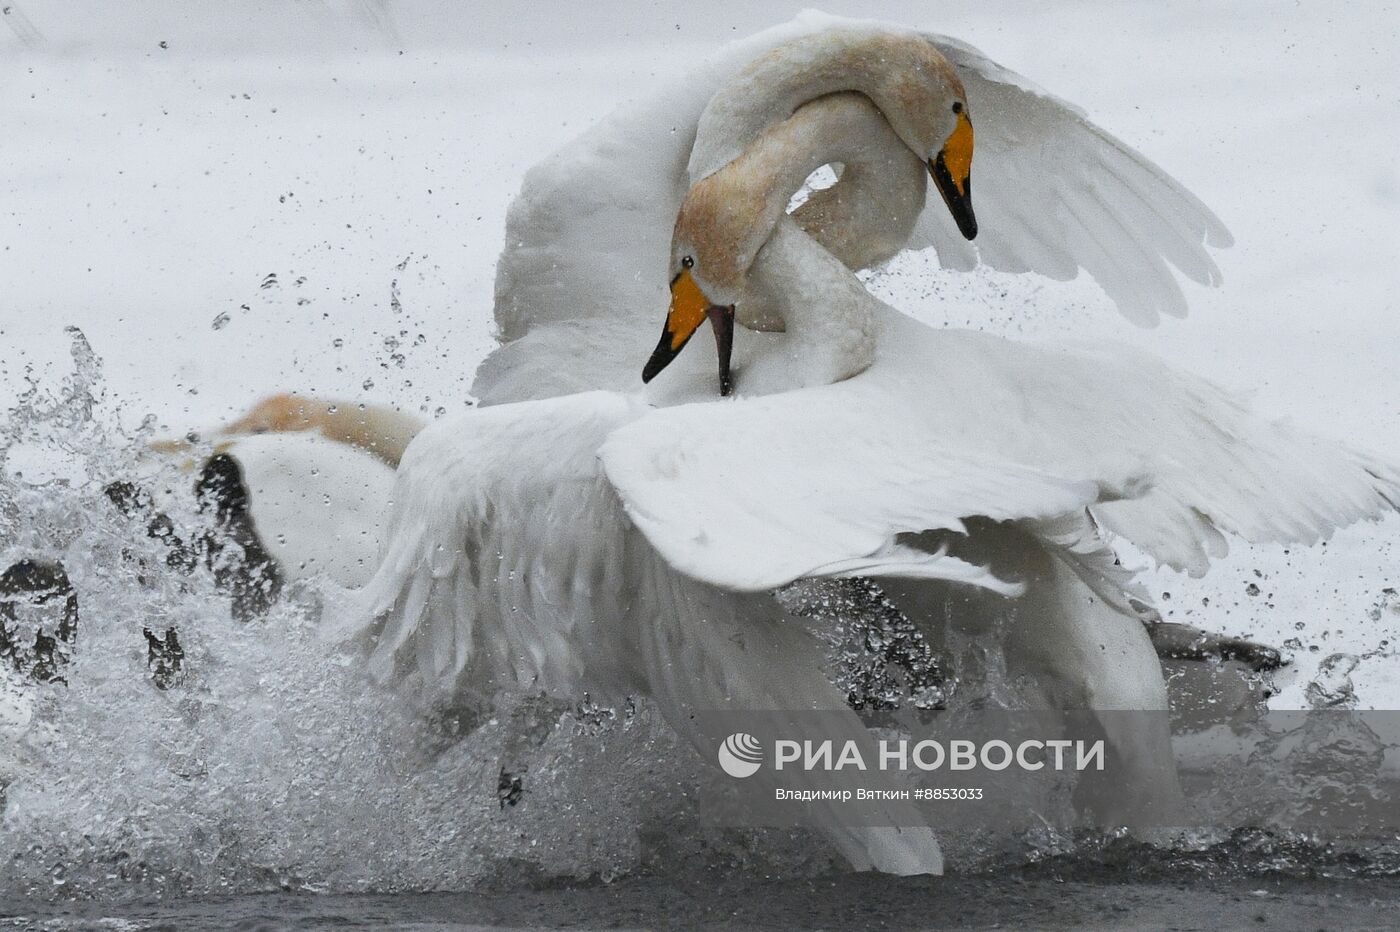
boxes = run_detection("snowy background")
[2,0,1398,705]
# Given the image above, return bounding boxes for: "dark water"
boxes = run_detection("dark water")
[4,873,1400,930]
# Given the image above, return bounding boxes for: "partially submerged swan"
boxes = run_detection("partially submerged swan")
[146,394,423,594]
[1,396,415,677]
[0,401,414,699]
[183,432,398,591]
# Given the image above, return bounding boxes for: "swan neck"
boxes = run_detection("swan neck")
[718,93,922,286]
[317,403,426,468]
[748,220,877,386]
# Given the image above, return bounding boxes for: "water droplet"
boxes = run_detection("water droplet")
[1306,653,1360,709]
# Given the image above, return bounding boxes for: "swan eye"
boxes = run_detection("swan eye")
[681,255,694,269]
[951,101,964,115]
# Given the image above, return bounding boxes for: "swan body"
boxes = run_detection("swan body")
[219,432,396,589]
[351,16,1399,873]
[354,389,947,873]
[200,394,420,589]
[145,394,424,593]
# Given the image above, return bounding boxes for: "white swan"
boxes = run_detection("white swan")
[475,14,1228,405]
[357,89,973,876]
[199,432,396,590]
[146,395,425,593]
[350,18,1399,874]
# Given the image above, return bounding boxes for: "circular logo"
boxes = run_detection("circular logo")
[717,732,763,778]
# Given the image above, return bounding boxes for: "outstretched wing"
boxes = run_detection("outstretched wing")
[918,34,1232,326]
[480,16,1235,410]
[599,391,1137,594]
[601,310,1400,588]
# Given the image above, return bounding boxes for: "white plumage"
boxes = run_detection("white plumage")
[347,14,1400,874]
[477,13,1231,406]
[149,395,422,589]
[225,432,396,588]
[907,35,1231,325]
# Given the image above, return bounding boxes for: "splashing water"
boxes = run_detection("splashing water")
[3,331,1400,905]
[0,331,726,902]
[1307,654,1362,709]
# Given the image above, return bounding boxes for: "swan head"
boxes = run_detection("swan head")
[843,33,977,240]
[687,30,979,242]
[149,393,324,455]
[641,169,768,397]
[642,44,979,396]
[642,254,738,396]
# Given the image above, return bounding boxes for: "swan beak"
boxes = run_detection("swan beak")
[709,304,735,397]
[643,268,735,395]
[929,111,977,240]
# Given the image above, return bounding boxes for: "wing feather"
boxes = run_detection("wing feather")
[342,392,644,699]
[603,314,1400,589]
[599,391,1137,594]
[920,33,1231,324]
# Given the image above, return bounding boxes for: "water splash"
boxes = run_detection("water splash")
[2,331,1399,904]
[0,332,701,901]
[778,578,954,711]
[1307,654,1361,709]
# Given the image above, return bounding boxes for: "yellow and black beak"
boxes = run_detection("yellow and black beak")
[642,267,735,396]
[928,110,977,240]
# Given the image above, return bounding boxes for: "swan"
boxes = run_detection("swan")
[348,18,1399,874]
[0,397,422,699]
[141,395,426,599]
[474,14,1229,405]
[13,396,412,645]
[354,90,979,876]
[104,436,381,621]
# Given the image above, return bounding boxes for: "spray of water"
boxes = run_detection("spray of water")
[2,330,1399,903]
[0,330,730,901]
